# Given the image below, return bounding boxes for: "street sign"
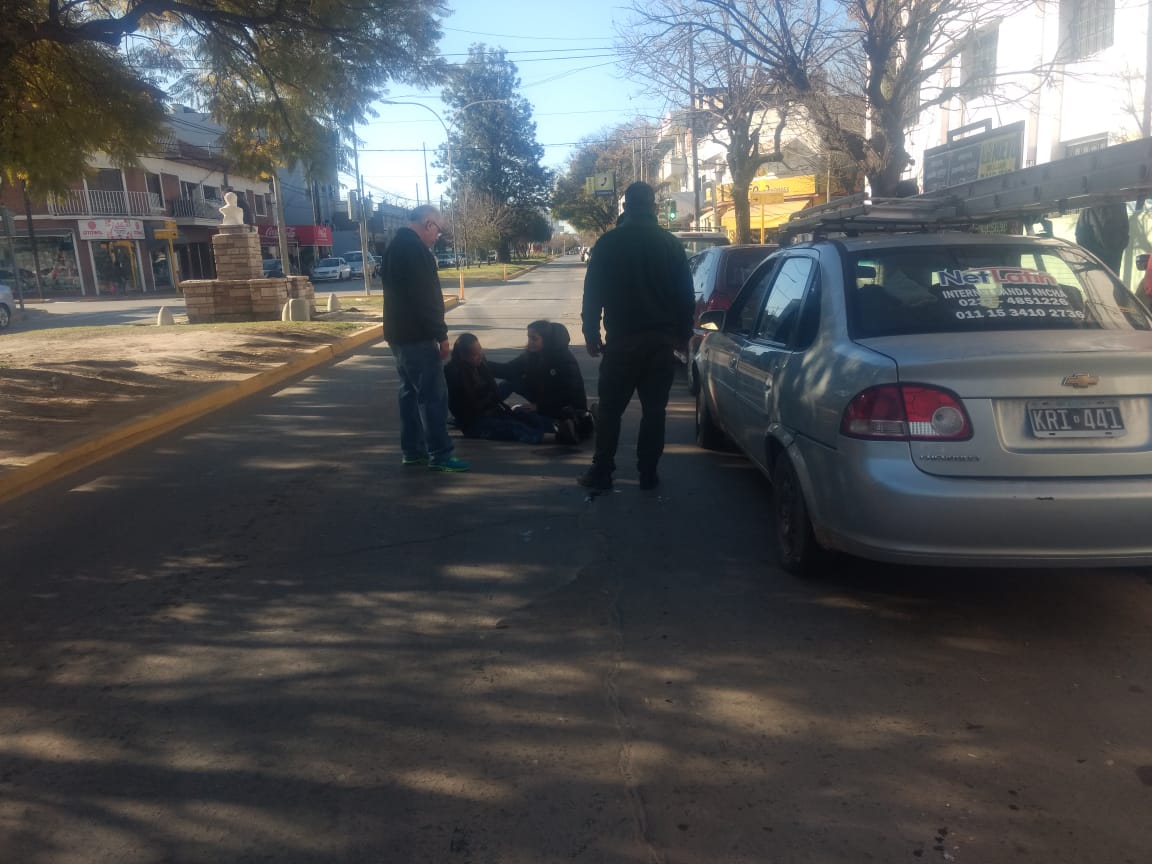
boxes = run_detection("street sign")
[154,229,179,240]
[163,219,177,232]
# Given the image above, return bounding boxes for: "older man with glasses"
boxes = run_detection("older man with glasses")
[380,205,470,472]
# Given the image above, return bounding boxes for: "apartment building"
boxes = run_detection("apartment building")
[906,0,1152,287]
[0,109,341,296]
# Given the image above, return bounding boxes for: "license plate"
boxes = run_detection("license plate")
[1027,400,1125,438]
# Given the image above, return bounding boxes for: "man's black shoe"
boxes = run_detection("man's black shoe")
[577,468,613,491]
[639,471,660,491]
[556,418,579,445]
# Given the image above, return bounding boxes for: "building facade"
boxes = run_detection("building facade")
[905,0,1152,288]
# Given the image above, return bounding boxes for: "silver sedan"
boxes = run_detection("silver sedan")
[695,231,1152,573]
[311,257,351,281]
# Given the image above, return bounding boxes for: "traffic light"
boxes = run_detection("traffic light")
[667,199,678,222]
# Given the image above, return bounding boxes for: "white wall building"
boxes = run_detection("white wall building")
[906,0,1152,287]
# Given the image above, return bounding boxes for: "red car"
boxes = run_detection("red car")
[685,244,777,393]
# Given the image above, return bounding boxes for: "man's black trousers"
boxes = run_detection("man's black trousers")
[592,337,677,477]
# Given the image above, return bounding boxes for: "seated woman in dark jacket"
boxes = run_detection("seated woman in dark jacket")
[444,333,558,444]
[488,320,592,442]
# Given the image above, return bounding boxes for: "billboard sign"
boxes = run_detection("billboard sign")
[923,121,1025,192]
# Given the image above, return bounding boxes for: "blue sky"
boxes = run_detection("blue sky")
[352,0,669,207]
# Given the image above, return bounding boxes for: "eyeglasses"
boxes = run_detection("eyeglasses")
[427,221,442,237]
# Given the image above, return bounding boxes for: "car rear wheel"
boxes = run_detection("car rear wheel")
[0,303,10,330]
[772,457,823,576]
[695,387,727,450]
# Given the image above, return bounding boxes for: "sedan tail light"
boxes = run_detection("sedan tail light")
[841,384,972,441]
[703,292,735,313]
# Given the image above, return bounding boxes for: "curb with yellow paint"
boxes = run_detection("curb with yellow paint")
[0,295,463,506]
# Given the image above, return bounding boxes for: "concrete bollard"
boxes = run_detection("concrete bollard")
[282,298,311,321]
[157,306,175,326]
[326,293,341,312]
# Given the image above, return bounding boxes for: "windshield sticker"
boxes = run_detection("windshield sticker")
[932,267,1086,322]
[936,267,1058,288]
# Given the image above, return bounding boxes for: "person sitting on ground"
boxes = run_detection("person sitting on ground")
[443,333,561,444]
[487,320,591,443]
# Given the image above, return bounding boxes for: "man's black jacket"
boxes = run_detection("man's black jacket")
[380,227,447,344]
[581,211,694,350]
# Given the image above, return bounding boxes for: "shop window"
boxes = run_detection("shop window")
[254,194,267,216]
[1061,0,1114,60]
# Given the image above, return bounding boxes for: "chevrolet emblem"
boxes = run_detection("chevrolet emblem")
[1061,373,1099,388]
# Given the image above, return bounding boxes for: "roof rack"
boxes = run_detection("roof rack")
[780,193,971,240]
[781,136,1152,243]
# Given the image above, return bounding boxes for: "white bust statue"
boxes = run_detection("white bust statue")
[219,191,244,226]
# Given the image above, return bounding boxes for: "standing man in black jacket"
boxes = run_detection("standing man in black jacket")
[580,182,694,491]
[380,205,470,472]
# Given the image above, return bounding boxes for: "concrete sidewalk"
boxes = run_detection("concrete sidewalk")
[0,295,458,506]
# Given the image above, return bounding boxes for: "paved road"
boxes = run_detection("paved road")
[1,258,1150,863]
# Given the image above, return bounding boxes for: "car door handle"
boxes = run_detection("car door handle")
[728,355,739,370]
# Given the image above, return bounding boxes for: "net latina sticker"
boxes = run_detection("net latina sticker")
[935,267,1058,288]
[933,267,1084,322]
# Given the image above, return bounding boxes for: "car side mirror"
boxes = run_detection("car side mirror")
[699,309,726,331]
[1138,253,1149,272]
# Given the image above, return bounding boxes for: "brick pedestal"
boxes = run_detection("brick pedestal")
[212,225,263,281]
[180,226,316,323]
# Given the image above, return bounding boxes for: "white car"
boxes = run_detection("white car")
[341,251,378,278]
[0,283,13,330]
[311,257,351,281]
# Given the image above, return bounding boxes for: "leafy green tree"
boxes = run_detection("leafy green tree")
[438,44,552,262]
[551,120,660,236]
[1,1,444,194]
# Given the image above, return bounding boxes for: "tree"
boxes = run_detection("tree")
[1,1,444,195]
[637,0,1034,197]
[620,10,816,243]
[551,120,661,236]
[438,45,552,262]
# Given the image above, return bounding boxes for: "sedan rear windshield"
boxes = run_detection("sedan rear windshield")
[848,244,1151,337]
[318,259,340,267]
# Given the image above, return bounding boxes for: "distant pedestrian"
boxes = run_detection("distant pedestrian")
[579,181,694,491]
[380,205,470,472]
[1075,203,1129,275]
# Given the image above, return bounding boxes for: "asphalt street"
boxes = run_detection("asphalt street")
[1,258,1150,863]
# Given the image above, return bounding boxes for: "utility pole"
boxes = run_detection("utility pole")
[351,123,371,296]
[422,143,431,205]
[688,28,701,228]
[271,173,291,278]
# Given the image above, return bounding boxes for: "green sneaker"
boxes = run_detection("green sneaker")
[401,455,429,466]
[428,456,471,473]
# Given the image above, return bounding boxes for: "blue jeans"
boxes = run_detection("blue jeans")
[463,410,555,444]
[392,340,454,461]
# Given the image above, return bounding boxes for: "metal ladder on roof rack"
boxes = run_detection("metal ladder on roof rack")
[782,136,1152,242]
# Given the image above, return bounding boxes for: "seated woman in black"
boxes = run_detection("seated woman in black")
[444,333,557,444]
[488,320,592,442]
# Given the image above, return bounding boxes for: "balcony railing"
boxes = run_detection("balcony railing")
[48,189,164,217]
[170,197,225,220]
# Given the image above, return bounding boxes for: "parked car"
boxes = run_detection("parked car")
[262,259,286,278]
[685,245,777,393]
[0,282,12,330]
[695,224,1152,574]
[341,251,379,278]
[435,251,457,269]
[311,257,351,281]
[672,230,731,256]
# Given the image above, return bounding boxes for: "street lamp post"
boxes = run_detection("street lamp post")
[379,99,512,300]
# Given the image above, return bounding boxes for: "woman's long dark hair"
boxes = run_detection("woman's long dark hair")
[452,332,480,362]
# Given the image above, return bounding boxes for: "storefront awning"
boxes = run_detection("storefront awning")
[255,225,333,246]
[719,198,815,232]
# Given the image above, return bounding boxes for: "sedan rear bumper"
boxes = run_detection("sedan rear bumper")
[796,437,1152,567]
